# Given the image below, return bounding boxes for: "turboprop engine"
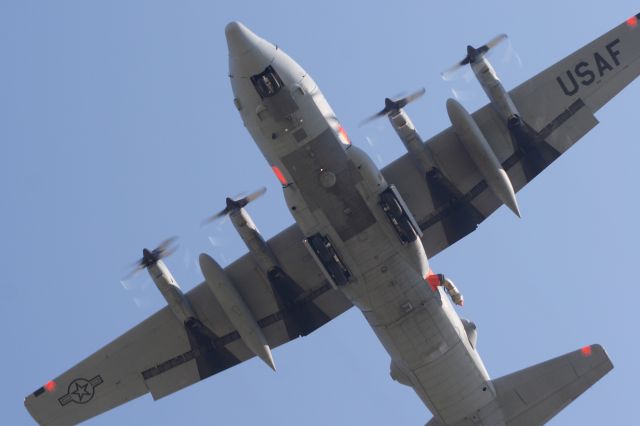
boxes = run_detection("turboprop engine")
[125,237,197,325]
[201,187,279,275]
[442,34,522,126]
[360,88,435,177]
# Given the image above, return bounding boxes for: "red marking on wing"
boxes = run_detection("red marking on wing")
[272,166,288,186]
[627,16,638,27]
[581,345,593,357]
[44,380,57,392]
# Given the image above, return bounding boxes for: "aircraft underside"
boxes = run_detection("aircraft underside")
[25,13,640,426]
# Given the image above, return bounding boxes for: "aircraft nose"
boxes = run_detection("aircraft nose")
[225,21,261,57]
[225,21,277,78]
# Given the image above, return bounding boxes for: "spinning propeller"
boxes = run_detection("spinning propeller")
[124,236,179,279]
[441,34,508,79]
[201,187,267,226]
[359,88,426,126]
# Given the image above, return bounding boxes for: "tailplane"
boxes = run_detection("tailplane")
[493,344,612,425]
[426,344,613,426]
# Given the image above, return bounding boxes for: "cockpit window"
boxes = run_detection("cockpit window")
[251,66,284,99]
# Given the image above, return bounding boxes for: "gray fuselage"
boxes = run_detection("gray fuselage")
[225,22,501,425]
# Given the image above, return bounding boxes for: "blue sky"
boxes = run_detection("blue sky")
[2,1,638,425]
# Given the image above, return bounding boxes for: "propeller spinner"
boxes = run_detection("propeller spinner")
[124,236,179,279]
[202,187,267,226]
[360,88,426,126]
[441,34,508,79]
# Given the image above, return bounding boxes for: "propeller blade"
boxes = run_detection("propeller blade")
[202,187,267,225]
[359,109,388,127]
[441,62,465,80]
[123,262,145,280]
[201,208,229,226]
[401,87,426,107]
[156,236,178,253]
[160,243,179,259]
[485,33,507,49]
[123,236,179,278]
[154,236,178,259]
[360,88,425,126]
[442,51,474,79]
[240,186,267,206]
[442,34,508,79]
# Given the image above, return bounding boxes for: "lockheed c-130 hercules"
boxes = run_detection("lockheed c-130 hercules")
[25,13,640,426]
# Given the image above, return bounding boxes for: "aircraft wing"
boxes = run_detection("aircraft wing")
[24,226,352,426]
[383,14,640,257]
[25,14,639,426]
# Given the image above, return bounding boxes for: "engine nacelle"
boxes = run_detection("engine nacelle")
[228,206,280,274]
[471,57,520,123]
[387,110,434,177]
[147,260,196,325]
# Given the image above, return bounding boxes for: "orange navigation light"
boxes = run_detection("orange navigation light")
[271,165,288,186]
[627,16,638,27]
[580,345,593,357]
[337,126,351,146]
[44,380,57,392]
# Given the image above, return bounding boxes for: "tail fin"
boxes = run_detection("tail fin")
[492,344,613,425]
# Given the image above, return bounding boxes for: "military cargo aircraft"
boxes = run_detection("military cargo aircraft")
[25,13,640,426]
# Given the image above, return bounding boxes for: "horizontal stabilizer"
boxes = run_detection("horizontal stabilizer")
[493,344,613,426]
[424,344,612,426]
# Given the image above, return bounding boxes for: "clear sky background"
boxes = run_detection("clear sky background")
[2,1,639,425]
